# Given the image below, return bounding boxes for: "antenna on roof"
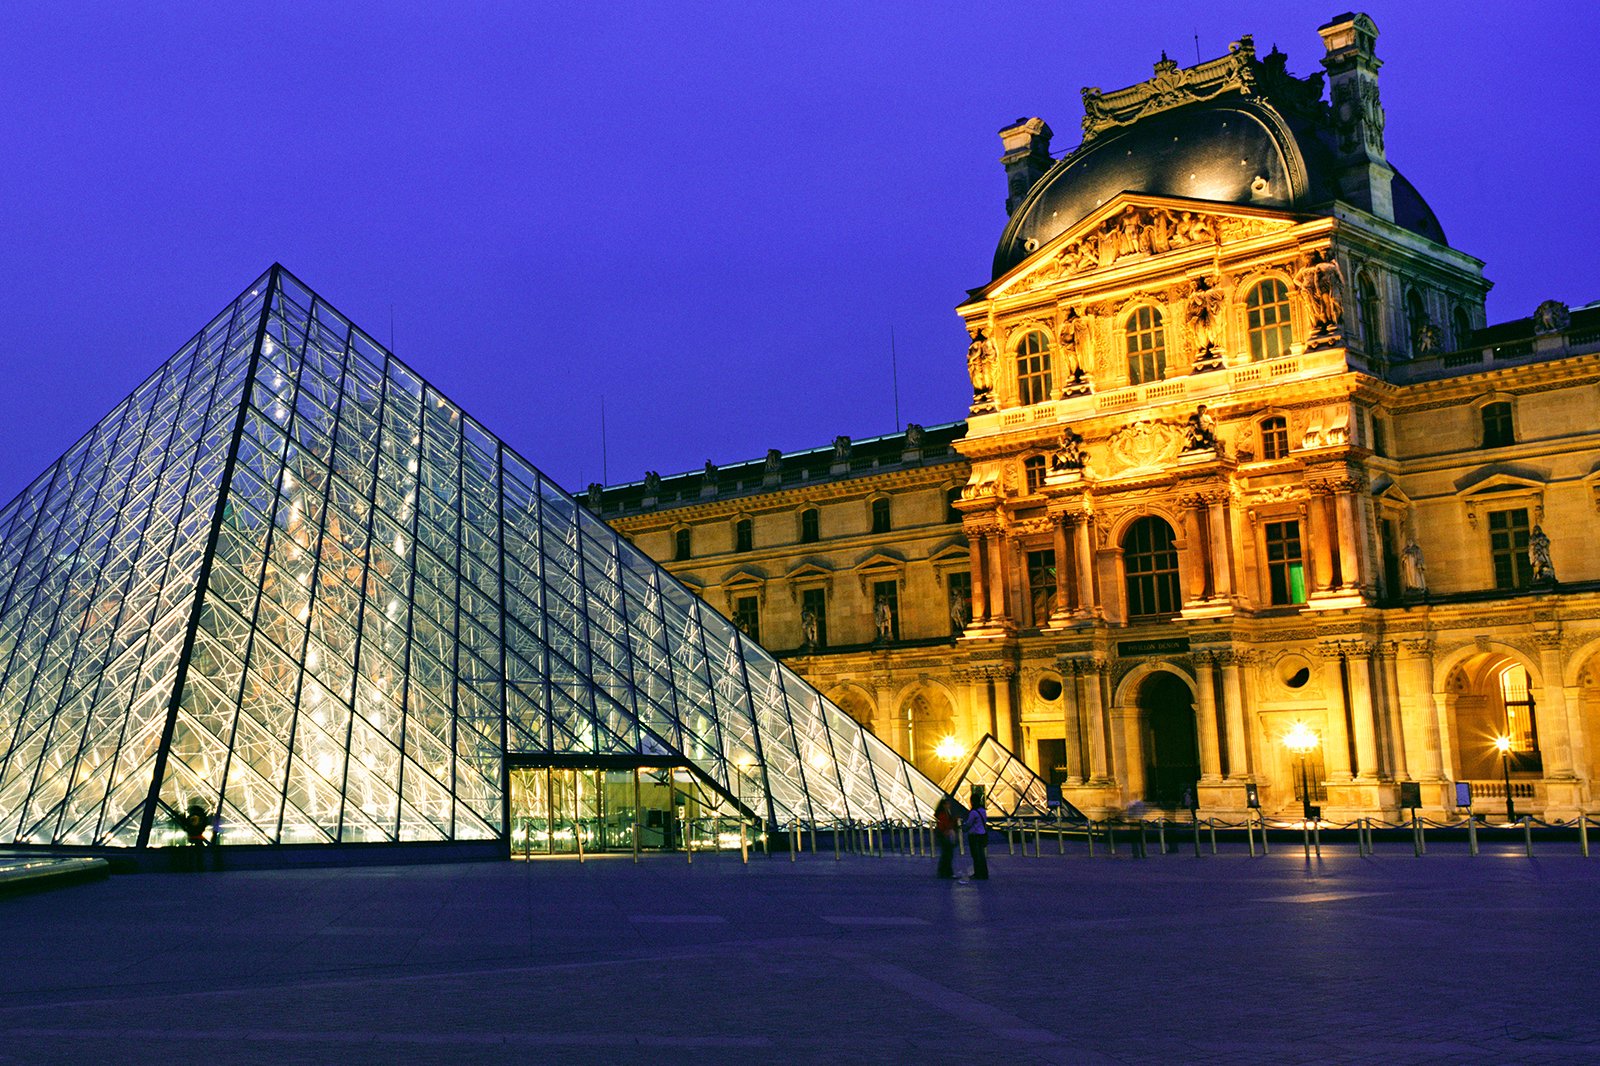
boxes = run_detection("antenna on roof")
[890,327,901,431]
[1194,32,1201,63]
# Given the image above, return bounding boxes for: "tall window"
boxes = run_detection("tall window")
[1370,415,1387,457]
[1452,306,1473,351]
[1016,330,1054,405]
[1489,509,1532,590]
[1499,667,1539,755]
[1260,416,1289,460]
[799,507,820,543]
[801,587,828,649]
[1027,549,1057,624]
[871,497,891,534]
[1357,271,1381,354]
[732,595,760,641]
[1406,288,1428,355]
[1023,455,1047,493]
[1125,307,1166,385]
[947,571,972,636]
[734,518,753,553]
[1481,402,1514,447]
[1245,279,1295,361]
[1123,517,1181,618]
[673,527,691,561]
[1265,520,1307,605]
[945,487,963,523]
[872,579,899,640]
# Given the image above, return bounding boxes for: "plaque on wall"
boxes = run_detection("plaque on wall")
[1116,637,1191,657]
[1399,781,1422,809]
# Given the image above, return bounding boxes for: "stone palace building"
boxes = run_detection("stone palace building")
[590,13,1600,822]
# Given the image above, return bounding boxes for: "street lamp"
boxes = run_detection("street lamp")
[935,735,965,764]
[1282,722,1320,824]
[1494,734,1517,823]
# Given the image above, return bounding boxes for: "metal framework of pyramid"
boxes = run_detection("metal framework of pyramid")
[938,734,1084,820]
[0,266,943,850]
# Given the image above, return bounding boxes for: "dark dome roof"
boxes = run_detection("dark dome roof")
[992,97,1445,278]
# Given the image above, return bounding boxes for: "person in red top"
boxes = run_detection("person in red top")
[934,797,958,878]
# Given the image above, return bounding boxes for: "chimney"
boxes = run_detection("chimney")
[1319,12,1394,221]
[998,117,1054,216]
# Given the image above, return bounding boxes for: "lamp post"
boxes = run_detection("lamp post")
[1494,735,1516,823]
[1282,722,1320,824]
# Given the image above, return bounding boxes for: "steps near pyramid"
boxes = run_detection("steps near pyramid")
[0,266,943,857]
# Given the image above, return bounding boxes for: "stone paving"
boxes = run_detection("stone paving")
[2,838,1598,1064]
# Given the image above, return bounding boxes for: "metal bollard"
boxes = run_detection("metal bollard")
[1467,813,1478,856]
[1417,816,1426,855]
[1137,821,1148,859]
[833,824,840,861]
[1302,820,1312,860]
[1582,815,1590,858]
[1260,810,1270,855]
[1246,815,1257,857]
[1523,815,1534,858]
[1412,814,1422,858]
[1034,824,1042,856]
[1087,823,1096,857]
[740,819,749,864]
[790,826,798,862]
[1192,813,1201,858]
[1158,818,1167,855]
[1007,828,1016,856]
[1107,822,1117,856]
[1058,827,1065,855]
[1208,818,1218,855]
[1313,819,1321,859]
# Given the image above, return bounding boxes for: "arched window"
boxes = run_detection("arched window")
[1245,279,1295,361]
[1481,401,1514,448]
[1357,271,1382,354]
[1125,306,1166,385]
[945,486,962,523]
[1452,306,1473,351]
[871,497,892,533]
[1123,517,1181,619]
[673,528,691,561]
[1260,416,1289,460]
[734,518,753,553]
[1023,455,1047,493]
[1405,288,1429,355]
[1015,330,1054,405]
[799,507,820,543]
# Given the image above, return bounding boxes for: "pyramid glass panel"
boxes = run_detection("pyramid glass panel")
[938,734,1085,820]
[0,267,944,853]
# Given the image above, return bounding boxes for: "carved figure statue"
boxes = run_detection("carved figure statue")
[703,460,718,483]
[1533,299,1571,335]
[966,330,997,409]
[949,591,970,633]
[874,597,894,642]
[1184,277,1227,357]
[905,423,926,447]
[800,606,820,650]
[643,470,661,494]
[1529,525,1555,583]
[764,448,782,474]
[1117,210,1144,258]
[585,482,603,509]
[1183,404,1218,452]
[1414,322,1443,354]
[1051,426,1086,471]
[1058,308,1093,383]
[832,435,852,461]
[1401,541,1427,594]
[1295,249,1346,337]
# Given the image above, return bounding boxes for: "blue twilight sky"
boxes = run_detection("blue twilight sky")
[2,2,1597,506]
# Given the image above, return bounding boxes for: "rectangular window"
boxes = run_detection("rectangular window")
[871,498,891,534]
[800,587,828,649]
[1482,402,1515,448]
[1265,520,1307,605]
[872,579,899,641]
[732,595,760,642]
[673,528,691,561]
[800,508,820,543]
[946,571,972,636]
[1488,508,1532,590]
[1260,417,1289,460]
[1027,549,1057,624]
[735,518,753,553]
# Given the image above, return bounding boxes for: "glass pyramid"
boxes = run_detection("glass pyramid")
[938,734,1084,820]
[0,266,943,850]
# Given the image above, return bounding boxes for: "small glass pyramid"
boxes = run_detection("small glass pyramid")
[0,266,943,850]
[938,734,1084,820]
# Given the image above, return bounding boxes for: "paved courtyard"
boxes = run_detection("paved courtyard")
[2,839,1597,1064]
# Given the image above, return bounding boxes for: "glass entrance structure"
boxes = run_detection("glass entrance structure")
[0,266,942,857]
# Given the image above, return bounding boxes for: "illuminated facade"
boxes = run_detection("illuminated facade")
[0,267,940,855]
[601,13,1600,823]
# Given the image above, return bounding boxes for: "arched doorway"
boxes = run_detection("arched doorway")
[1138,672,1199,807]
[1447,652,1542,786]
[900,687,956,779]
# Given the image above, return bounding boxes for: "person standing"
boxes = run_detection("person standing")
[934,797,958,879]
[964,791,989,881]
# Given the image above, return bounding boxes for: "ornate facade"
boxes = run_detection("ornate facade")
[597,13,1600,822]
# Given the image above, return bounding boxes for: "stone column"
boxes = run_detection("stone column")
[1206,492,1234,601]
[961,671,987,747]
[1345,643,1380,779]
[1307,485,1336,593]
[1319,647,1354,780]
[968,534,988,623]
[1074,517,1099,617]
[1333,482,1362,590]
[1081,657,1109,783]
[1536,633,1576,779]
[1193,652,1223,782]
[991,667,1017,752]
[1219,651,1250,780]
[984,533,1007,622]
[1059,657,1085,784]
[1178,495,1209,604]
[1400,639,1445,781]
[1376,643,1409,779]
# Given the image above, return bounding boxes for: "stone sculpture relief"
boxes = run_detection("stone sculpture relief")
[1533,299,1571,334]
[1107,419,1185,474]
[966,329,997,412]
[1295,249,1346,346]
